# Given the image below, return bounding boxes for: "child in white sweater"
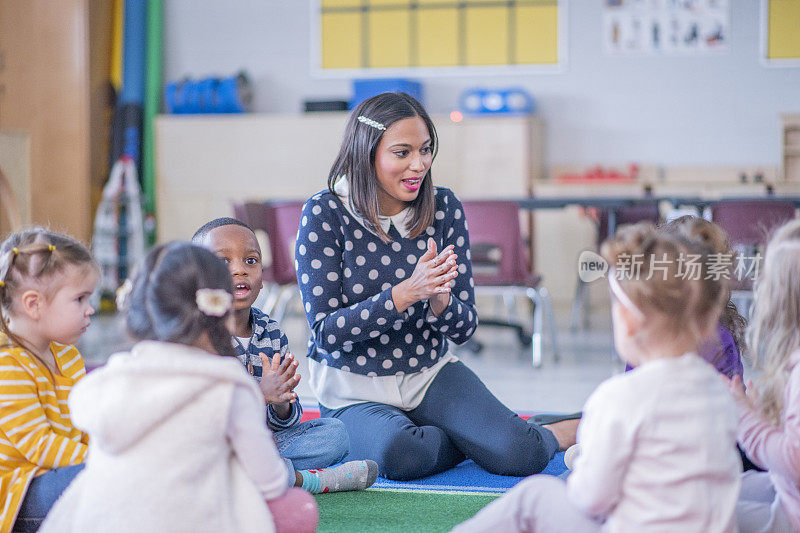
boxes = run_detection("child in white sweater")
[41,243,319,533]
[454,223,742,532]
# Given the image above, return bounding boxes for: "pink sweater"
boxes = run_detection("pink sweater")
[736,353,800,531]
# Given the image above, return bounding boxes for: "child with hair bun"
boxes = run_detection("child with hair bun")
[41,243,318,533]
[0,228,97,531]
[660,215,746,378]
[454,223,741,532]
[567,215,750,474]
[727,219,800,532]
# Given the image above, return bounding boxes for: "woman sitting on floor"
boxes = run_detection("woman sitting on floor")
[295,91,577,481]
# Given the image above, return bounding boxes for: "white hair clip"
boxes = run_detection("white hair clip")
[357,115,386,131]
[115,279,133,311]
[196,288,233,317]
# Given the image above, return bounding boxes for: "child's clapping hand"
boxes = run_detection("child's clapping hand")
[258,352,301,406]
[724,374,759,412]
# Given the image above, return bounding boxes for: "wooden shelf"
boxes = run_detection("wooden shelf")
[783,146,800,157]
[154,113,544,242]
[782,115,800,182]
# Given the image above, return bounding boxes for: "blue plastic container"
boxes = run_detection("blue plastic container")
[351,79,424,109]
[165,73,251,114]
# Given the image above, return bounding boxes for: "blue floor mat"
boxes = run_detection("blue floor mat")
[372,452,567,495]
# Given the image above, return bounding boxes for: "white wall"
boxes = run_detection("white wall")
[163,0,800,168]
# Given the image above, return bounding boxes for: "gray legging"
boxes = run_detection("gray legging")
[320,360,558,480]
[452,474,602,533]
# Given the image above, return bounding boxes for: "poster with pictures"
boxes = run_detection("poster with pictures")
[604,0,729,55]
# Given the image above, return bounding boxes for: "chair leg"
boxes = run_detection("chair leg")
[731,290,754,320]
[502,293,516,320]
[492,295,504,317]
[540,286,560,362]
[261,283,281,316]
[525,287,544,368]
[570,276,591,332]
[271,287,295,324]
[254,282,274,313]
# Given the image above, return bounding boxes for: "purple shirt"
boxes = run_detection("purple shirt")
[625,323,743,378]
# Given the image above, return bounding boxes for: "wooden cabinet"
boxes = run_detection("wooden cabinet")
[434,115,543,198]
[0,0,111,242]
[782,114,800,182]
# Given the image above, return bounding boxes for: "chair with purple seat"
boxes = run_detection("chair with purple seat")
[462,200,558,367]
[263,201,304,323]
[232,200,304,322]
[233,201,279,314]
[710,200,796,317]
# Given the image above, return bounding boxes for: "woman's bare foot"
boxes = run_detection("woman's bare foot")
[546,418,580,451]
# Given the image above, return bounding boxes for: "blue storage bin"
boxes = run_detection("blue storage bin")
[351,79,424,109]
[165,72,251,114]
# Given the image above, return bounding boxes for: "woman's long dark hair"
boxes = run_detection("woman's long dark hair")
[126,242,236,357]
[327,92,438,243]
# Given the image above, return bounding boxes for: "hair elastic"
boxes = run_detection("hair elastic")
[48,245,55,252]
[11,248,17,255]
[357,115,386,131]
[195,288,232,317]
[608,269,645,322]
[0,281,4,288]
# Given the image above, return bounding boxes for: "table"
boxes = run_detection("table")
[515,195,800,238]
[514,194,800,331]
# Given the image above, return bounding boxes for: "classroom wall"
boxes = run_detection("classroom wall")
[163,0,800,169]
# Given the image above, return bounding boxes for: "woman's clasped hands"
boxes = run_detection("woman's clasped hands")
[392,238,460,316]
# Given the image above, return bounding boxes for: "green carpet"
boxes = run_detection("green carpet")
[314,489,498,533]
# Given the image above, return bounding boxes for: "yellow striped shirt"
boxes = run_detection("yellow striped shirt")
[0,341,88,531]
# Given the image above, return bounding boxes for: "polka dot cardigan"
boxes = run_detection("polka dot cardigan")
[295,187,478,377]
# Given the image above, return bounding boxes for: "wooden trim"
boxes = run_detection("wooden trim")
[0,165,21,231]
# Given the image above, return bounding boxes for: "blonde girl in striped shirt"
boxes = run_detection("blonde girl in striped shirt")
[0,228,97,532]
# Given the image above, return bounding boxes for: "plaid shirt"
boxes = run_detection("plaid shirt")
[232,307,302,431]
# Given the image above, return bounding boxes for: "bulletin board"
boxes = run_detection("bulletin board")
[761,0,800,66]
[602,0,729,55]
[313,0,565,75]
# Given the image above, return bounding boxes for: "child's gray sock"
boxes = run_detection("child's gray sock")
[299,459,378,494]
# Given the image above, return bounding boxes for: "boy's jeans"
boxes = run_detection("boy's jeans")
[278,417,349,484]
